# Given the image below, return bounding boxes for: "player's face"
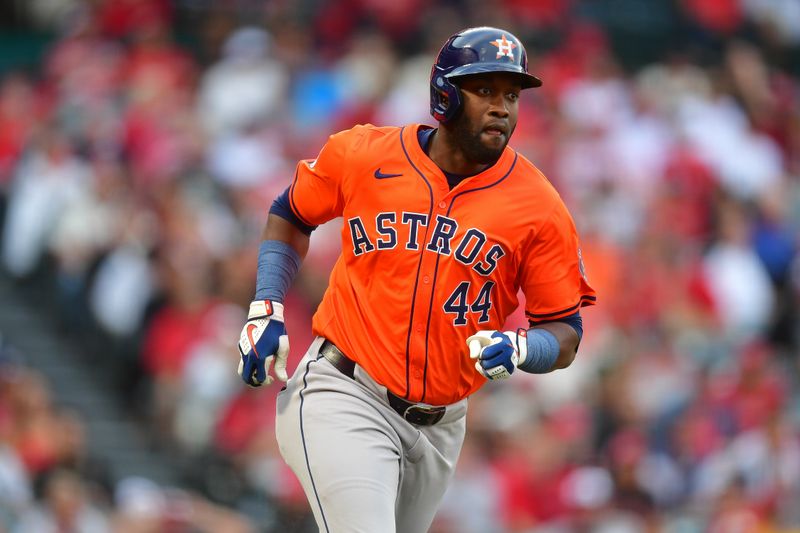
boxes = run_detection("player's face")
[451,73,521,165]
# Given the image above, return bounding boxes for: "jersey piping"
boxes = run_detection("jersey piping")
[526,295,597,321]
[288,174,314,228]
[399,126,435,399]
[419,153,519,402]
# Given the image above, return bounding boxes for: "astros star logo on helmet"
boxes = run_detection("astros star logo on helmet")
[490,34,516,60]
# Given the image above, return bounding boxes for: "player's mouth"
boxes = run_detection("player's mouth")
[482,123,508,138]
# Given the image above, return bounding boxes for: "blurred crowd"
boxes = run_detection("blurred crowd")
[0,0,799,531]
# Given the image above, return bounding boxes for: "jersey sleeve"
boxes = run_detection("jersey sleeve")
[287,130,349,226]
[519,202,597,323]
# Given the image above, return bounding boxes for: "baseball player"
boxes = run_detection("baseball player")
[237,26,596,532]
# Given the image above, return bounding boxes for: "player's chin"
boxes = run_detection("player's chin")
[476,135,506,159]
[481,130,508,147]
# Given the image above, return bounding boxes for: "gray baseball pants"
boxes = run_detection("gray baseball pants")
[275,337,467,533]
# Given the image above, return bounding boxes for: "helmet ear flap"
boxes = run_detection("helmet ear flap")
[430,73,462,123]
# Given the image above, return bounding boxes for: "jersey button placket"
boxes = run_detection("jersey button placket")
[408,238,438,401]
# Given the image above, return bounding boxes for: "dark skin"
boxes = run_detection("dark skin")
[429,72,521,175]
[264,71,579,372]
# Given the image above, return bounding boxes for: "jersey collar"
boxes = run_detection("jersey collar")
[403,124,517,191]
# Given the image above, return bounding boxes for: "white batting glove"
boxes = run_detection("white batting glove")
[237,300,289,387]
[466,329,528,381]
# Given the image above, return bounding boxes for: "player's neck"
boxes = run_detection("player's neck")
[428,127,491,176]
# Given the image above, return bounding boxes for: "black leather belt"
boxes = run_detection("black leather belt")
[319,340,446,426]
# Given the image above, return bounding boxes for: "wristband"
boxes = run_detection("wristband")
[518,328,559,373]
[255,240,301,301]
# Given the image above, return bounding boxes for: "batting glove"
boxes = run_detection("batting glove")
[466,329,528,381]
[237,300,289,387]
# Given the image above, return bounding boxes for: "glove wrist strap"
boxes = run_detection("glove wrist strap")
[248,300,285,321]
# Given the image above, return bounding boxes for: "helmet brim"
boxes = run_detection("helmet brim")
[447,63,542,89]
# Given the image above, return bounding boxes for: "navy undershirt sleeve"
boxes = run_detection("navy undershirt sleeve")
[531,311,583,339]
[269,187,318,235]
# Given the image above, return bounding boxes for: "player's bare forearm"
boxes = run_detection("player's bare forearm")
[263,213,311,260]
[530,321,579,371]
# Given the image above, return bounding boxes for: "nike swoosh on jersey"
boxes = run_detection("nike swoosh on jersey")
[374,168,403,179]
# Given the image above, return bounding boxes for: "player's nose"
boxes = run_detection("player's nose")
[488,106,509,119]
[487,95,510,117]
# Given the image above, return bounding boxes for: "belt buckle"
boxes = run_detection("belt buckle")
[403,404,446,426]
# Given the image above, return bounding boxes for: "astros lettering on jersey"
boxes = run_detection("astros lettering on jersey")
[289,124,596,406]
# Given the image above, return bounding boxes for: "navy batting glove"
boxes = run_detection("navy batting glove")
[466,329,528,381]
[237,300,289,387]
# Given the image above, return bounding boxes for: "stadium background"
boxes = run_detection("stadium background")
[0,0,799,531]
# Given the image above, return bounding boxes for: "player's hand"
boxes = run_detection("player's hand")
[237,300,289,387]
[466,329,528,381]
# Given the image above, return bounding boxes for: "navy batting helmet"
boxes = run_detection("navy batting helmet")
[430,27,542,123]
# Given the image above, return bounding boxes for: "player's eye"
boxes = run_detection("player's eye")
[477,87,492,96]
[507,92,519,102]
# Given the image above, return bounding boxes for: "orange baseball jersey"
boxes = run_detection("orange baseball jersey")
[288,123,596,405]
